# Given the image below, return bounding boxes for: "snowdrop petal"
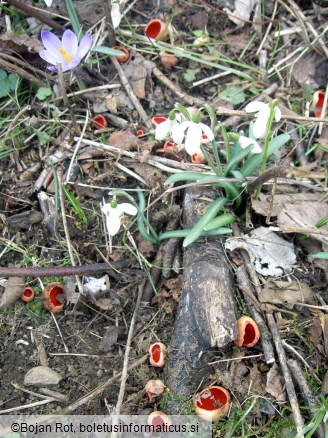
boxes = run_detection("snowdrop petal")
[252,118,267,139]
[77,34,93,60]
[62,29,78,59]
[274,106,282,122]
[155,119,171,140]
[245,101,267,113]
[106,214,121,237]
[172,122,185,144]
[118,203,138,216]
[185,123,202,156]
[200,123,214,141]
[44,0,53,6]
[41,30,62,53]
[238,136,262,154]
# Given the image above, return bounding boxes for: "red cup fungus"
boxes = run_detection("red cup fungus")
[192,151,206,164]
[160,52,178,69]
[145,379,165,403]
[136,129,144,137]
[145,19,168,41]
[148,411,172,427]
[151,116,167,127]
[112,46,130,63]
[149,342,166,367]
[234,315,260,348]
[312,90,327,117]
[194,386,230,422]
[43,282,65,313]
[21,287,35,302]
[93,115,107,129]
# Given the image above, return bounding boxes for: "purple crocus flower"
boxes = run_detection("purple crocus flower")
[39,29,92,73]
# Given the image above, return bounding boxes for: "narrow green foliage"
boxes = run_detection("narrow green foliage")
[315,218,328,228]
[183,197,228,247]
[65,0,81,38]
[62,186,88,224]
[93,46,128,57]
[159,227,232,241]
[204,213,235,230]
[240,133,290,177]
[313,252,328,259]
[225,143,254,176]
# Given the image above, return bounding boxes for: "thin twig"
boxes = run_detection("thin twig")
[57,63,81,135]
[111,56,152,129]
[266,313,305,435]
[5,0,64,31]
[111,281,145,437]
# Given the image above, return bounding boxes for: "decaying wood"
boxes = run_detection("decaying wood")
[166,187,237,413]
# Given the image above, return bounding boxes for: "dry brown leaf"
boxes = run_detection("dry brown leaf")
[265,363,286,403]
[99,326,125,352]
[108,130,140,151]
[259,279,313,308]
[309,317,324,355]
[320,314,328,358]
[252,192,322,217]
[0,276,26,308]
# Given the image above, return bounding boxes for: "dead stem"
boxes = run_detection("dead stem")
[266,314,305,435]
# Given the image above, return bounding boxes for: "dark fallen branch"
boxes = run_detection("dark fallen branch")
[0,260,134,278]
[166,187,237,413]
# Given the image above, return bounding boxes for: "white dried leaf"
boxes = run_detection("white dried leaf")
[224,0,256,28]
[225,227,296,276]
[83,275,110,295]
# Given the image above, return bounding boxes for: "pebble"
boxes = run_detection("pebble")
[24,366,63,386]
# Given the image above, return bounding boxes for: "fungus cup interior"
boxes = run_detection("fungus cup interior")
[23,288,33,298]
[93,115,107,129]
[153,117,166,125]
[49,286,64,307]
[146,21,162,39]
[243,321,256,345]
[197,388,228,411]
[150,344,161,363]
[314,91,326,116]
[151,415,165,427]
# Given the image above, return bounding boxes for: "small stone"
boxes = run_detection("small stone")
[24,366,62,386]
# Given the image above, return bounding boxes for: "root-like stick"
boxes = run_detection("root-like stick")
[142,246,163,302]
[0,261,134,278]
[266,313,305,435]
[236,266,275,364]
[0,56,46,87]
[111,281,145,437]
[111,56,152,130]
[5,0,64,31]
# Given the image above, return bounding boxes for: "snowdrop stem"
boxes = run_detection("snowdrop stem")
[199,144,220,176]
[256,99,279,197]
[109,189,159,244]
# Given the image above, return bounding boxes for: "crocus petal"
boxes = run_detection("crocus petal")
[155,119,171,140]
[77,34,93,60]
[48,66,57,73]
[117,203,138,216]
[185,123,202,156]
[41,30,62,54]
[106,214,121,237]
[39,49,62,65]
[62,29,78,59]
[200,123,214,141]
[245,101,267,114]
[172,122,185,144]
[274,106,282,122]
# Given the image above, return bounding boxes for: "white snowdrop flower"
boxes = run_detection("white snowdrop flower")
[238,135,262,154]
[44,0,53,6]
[101,200,137,238]
[175,119,214,156]
[155,112,182,141]
[245,101,282,139]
